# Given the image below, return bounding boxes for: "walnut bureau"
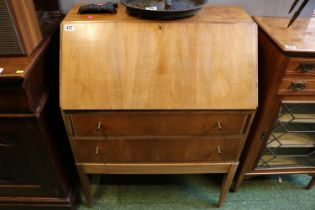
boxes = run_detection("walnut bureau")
[60,4,258,207]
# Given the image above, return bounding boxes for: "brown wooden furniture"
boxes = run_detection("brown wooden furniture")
[60,4,258,207]
[0,0,43,56]
[233,17,315,192]
[33,0,60,11]
[0,13,78,210]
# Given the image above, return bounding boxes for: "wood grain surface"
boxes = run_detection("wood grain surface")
[63,4,254,23]
[69,111,251,136]
[71,138,244,162]
[78,162,234,174]
[8,0,43,55]
[61,5,258,110]
[253,16,315,54]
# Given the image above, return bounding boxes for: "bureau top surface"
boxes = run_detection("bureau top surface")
[63,4,254,24]
[253,16,315,54]
[60,5,258,110]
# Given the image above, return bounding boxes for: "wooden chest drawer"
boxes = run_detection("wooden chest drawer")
[69,112,251,136]
[0,87,29,113]
[278,79,315,95]
[71,137,244,163]
[284,58,315,77]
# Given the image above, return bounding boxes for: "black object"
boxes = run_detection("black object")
[78,2,118,14]
[287,0,310,28]
[120,0,207,19]
[288,0,300,14]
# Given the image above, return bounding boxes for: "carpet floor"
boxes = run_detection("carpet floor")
[78,174,315,210]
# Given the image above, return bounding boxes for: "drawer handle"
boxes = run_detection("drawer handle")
[217,121,222,130]
[299,63,314,73]
[95,146,100,155]
[217,146,222,155]
[290,81,306,91]
[96,121,102,131]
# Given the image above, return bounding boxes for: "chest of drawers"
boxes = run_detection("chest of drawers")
[60,4,258,207]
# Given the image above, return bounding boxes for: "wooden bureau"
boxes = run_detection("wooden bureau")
[60,4,258,207]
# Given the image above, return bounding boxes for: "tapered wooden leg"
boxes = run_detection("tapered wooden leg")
[218,163,238,207]
[77,165,93,207]
[306,176,315,190]
[231,169,245,192]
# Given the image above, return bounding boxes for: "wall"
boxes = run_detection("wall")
[58,0,314,17]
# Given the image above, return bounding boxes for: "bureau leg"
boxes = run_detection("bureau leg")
[306,176,315,190]
[77,165,93,207]
[217,163,237,207]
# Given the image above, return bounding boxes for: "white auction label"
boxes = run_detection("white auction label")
[285,44,297,49]
[145,6,157,10]
[0,68,3,74]
[64,24,75,32]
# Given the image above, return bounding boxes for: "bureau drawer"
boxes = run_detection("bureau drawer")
[71,138,244,163]
[278,79,315,95]
[285,58,315,77]
[69,112,251,136]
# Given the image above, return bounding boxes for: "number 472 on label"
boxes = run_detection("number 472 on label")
[64,25,75,32]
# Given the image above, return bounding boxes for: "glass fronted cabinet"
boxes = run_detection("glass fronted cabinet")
[258,103,315,168]
[232,16,315,192]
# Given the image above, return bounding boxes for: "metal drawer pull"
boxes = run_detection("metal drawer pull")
[97,121,102,131]
[299,63,314,73]
[95,146,99,155]
[217,121,222,130]
[290,81,306,91]
[217,146,222,155]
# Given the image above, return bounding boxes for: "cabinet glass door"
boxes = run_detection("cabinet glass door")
[257,103,315,168]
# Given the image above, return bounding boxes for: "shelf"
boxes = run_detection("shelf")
[279,113,315,123]
[268,132,315,148]
[273,121,315,133]
[258,155,315,168]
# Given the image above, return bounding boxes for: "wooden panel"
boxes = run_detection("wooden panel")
[284,58,315,77]
[60,8,257,110]
[8,0,42,55]
[0,45,50,113]
[64,5,254,24]
[0,133,38,185]
[71,138,244,163]
[78,162,234,174]
[0,119,56,197]
[253,17,315,54]
[278,78,315,95]
[0,20,60,113]
[0,88,29,113]
[69,111,251,136]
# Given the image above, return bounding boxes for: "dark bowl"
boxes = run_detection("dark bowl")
[120,0,207,20]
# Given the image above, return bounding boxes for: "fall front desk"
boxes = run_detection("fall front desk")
[60,4,257,207]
